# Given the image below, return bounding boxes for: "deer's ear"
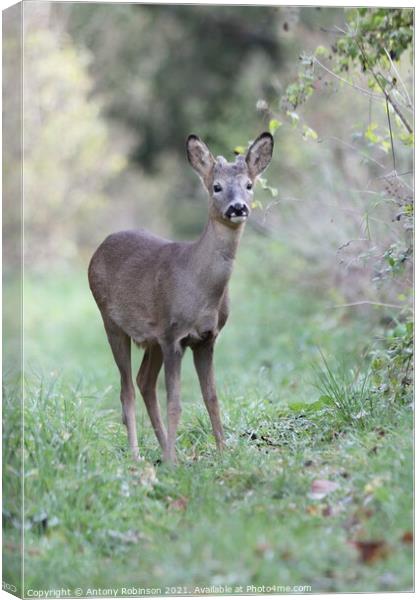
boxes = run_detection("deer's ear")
[246,132,274,178]
[186,135,215,179]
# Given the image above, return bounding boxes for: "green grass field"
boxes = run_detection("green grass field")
[3,232,413,595]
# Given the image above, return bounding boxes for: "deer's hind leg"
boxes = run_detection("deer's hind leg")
[102,316,141,461]
[137,345,167,452]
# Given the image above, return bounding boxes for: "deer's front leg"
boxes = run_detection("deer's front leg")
[162,343,183,463]
[193,338,225,451]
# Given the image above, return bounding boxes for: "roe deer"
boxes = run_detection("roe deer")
[88,132,274,462]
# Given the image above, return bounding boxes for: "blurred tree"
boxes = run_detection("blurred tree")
[24,6,126,266]
[3,5,23,272]
[55,4,284,170]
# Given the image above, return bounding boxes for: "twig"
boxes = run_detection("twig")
[385,93,413,134]
[337,238,370,251]
[385,98,396,172]
[376,170,413,180]
[383,48,413,108]
[319,135,385,169]
[313,57,383,100]
[373,170,413,193]
[248,217,282,240]
[331,300,404,310]
[320,27,342,35]
[356,41,413,134]
[262,200,283,225]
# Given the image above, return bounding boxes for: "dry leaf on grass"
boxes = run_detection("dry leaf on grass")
[349,540,390,564]
[322,504,334,517]
[364,476,386,494]
[169,496,188,511]
[309,479,340,500]
[401,531,413,544]
[254,541,273,557]
[306,503,335,517]
[138,464,158,488]
[129,462,158,488]
[306,504,322,516]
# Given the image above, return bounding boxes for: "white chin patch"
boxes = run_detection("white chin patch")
[229,215,247,224]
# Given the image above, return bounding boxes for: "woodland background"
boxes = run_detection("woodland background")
[3,4,413,594]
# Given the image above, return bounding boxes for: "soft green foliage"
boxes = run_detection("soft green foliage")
[3,235,414,593]
[336,8,413,72]
[24,27,126,264]
[281,68,314,112]
[370,320,413,404]
[278,8,413,143]
[265,8,413,421]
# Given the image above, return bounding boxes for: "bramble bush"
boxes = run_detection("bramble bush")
[261,8,413,409]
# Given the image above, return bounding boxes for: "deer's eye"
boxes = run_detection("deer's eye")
[213,183,222,193]
[246,181,253,190]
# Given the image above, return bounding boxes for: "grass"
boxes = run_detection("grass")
[3,232,413,595]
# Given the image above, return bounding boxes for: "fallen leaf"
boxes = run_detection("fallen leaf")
[322,505,334,517]
[254,541,272,557]
[309,479,340,500]
[138,464,158,488]
[364,476,385,494]
[355,506,374,520]
[401,531,413,544]
[349,540,390,564]
[306,504,321,516]
[169,496,188,511]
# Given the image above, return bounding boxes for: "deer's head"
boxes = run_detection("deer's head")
[186,132,274,227]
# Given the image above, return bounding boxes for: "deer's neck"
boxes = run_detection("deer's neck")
[191,217,244,294]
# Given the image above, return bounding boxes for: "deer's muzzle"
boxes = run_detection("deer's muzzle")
[224,202,249,223]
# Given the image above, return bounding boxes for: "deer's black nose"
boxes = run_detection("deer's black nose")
[225,202,249,220]
[230,203,249,216]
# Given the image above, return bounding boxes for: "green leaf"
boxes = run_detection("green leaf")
[399,131,414,146]
[315,45,328,57]
[269,118,282,135]
[289,396,332,413]
[381,140,391,153]
[365,122,380,143]
[234,145,246,155]
[303,125,318,141]
[258,177,278,197]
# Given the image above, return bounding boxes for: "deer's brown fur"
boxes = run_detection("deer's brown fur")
[88,132,273,462]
